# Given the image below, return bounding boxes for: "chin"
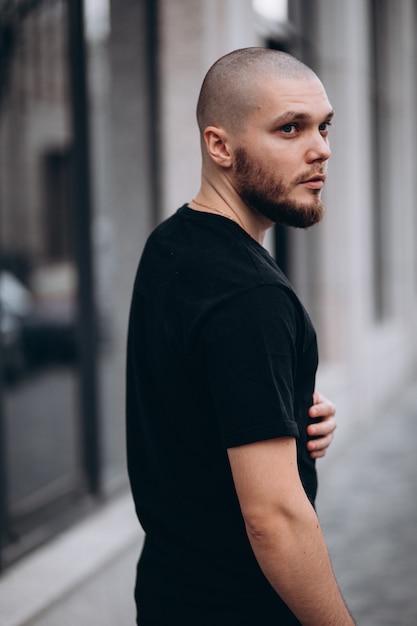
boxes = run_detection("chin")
[258,200,324,229]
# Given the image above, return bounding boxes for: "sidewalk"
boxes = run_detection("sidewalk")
[317,382,417,626]
[0,493,143,626]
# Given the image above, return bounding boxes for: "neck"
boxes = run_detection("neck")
[190,190,270,245]
[191,197,245,230]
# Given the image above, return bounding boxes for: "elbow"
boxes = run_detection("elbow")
[243,500,317,547]
[244,517,272,546]
[243,507,294,545]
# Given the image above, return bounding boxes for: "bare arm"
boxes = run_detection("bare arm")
[227,437,355,626]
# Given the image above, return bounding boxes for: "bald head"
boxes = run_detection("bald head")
[196,47,318,135]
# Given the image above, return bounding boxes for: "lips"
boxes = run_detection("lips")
[300,174,326,190]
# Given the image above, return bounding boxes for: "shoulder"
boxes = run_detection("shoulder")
[207,284,305,335]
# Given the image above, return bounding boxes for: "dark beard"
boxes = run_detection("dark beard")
[233,147,324,229]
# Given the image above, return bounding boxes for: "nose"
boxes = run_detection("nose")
[306,133,331,163]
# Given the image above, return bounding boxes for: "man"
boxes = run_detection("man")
[127,48,354,625]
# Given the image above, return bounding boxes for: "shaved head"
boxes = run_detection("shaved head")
[196,47,318,135]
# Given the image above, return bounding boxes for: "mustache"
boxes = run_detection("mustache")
[294,169,327,184]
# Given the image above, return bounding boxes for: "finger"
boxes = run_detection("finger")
[312,390,322,405]
[309,447,327,459]
[309,400,336,418]
[307,432,334,455]
[307,418,336,439]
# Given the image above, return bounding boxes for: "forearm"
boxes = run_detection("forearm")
[228,437,354,624]
[245,501,355,626]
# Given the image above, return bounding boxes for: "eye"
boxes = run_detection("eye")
[319,121,332,135]
[280,123,298,135]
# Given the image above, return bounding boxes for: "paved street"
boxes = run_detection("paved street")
[317,382,417,626]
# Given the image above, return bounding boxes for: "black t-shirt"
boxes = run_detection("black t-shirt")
[126,205,319,625]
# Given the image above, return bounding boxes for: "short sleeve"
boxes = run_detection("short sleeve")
[201,285,302,448]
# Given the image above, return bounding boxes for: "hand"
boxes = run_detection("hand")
[306,390,336,459]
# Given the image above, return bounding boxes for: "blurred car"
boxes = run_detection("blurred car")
[0,263,78,379]
[22,262,78,366]
[0,271,32,382]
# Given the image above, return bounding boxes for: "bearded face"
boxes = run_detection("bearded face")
[233,146,325,229]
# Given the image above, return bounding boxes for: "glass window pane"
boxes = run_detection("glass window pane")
[0,0,84,551]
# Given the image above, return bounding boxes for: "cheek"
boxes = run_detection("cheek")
[267,160,294,186]
[263,144,299,173]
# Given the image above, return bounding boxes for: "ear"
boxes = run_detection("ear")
[203,126,233,168]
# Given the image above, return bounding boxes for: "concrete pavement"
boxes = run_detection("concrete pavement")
[317,382,417,626]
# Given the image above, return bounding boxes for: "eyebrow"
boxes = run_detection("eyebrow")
[273,110,335,125]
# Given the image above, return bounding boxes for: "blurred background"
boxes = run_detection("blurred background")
[0,0,416,623]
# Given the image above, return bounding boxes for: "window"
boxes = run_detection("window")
[0,0,158,571]
[0,0,92,568]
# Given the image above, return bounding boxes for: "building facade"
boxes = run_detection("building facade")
[0,0,416,577]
